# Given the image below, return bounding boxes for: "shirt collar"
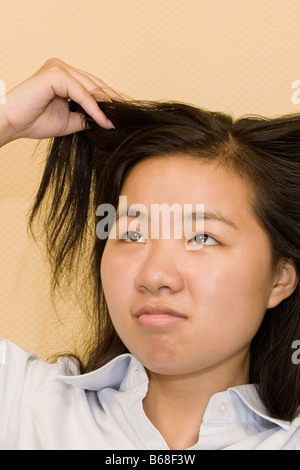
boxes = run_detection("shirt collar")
[228,386,291,430]
[57,353,148,391]
[58,353,291,431]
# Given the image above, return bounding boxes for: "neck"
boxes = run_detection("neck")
[142,348,250,450]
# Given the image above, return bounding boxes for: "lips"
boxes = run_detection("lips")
[133,304,187,328]
[134,304,187,318]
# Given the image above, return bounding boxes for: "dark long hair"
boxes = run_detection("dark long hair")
[27,98,300,421]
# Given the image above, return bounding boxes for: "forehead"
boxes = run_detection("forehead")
[120,155,252,213]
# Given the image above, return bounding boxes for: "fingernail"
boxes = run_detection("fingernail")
[106,119,115,129]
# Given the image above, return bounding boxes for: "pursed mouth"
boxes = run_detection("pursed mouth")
[133,304,187,319]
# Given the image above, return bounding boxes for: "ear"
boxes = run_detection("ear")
[267,259,298,309]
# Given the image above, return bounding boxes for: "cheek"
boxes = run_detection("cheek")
[189,248,273,326]
[100,244,136,320]
[179,253,272,369]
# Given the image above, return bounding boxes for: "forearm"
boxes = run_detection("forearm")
[0,107,15,148]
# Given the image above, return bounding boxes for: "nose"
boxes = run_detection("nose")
[134,240,185,296]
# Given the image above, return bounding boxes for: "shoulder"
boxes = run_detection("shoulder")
[290,414,300,448]
[0,337,60,381]
[0,338,63,439]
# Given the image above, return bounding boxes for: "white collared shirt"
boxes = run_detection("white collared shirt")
[0,338,300,450]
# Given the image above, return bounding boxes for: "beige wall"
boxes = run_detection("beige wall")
[1,0,300,360]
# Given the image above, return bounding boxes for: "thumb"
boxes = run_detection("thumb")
[61,112,88,135]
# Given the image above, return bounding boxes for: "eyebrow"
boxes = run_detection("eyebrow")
[115,207,239,230]
[184,209,239,230]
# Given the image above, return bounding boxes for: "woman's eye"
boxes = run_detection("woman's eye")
[121,231,146,243]
[186,233,219,246]
[119,231,218,246]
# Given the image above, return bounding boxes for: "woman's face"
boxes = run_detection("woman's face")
[100,156,281,376]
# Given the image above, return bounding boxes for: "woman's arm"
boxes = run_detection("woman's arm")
[0,57,122,148]
[0,109,14,148]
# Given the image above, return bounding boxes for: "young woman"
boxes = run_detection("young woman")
[0,58,299,450]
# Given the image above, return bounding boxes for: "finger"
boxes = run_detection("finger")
[60,66,114,103]
[52,72,115,129]
[61,63,126,101]
[62,111,88,135]
[89,86,113,102]
[43,58,125,102]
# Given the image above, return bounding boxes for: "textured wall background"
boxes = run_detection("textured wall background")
[1,0,300,360]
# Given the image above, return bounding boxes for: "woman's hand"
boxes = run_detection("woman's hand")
[0,58,123,146]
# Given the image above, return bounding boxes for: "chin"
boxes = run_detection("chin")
[132,347,199,376]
